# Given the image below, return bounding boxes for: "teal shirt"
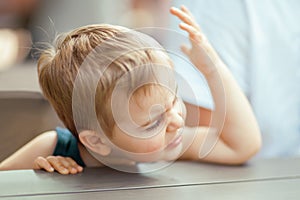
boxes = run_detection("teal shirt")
[54,127,86,167]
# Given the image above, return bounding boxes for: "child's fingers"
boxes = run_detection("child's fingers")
[58,157,78,174]
[65,157,83,174]
[170,6,201,31]
[180,5,193,17]
[180,44,190,57]
[179,22,205,44]
[180,5,198,25]
[40,156,83,175]
[34,156,54,172]
[55,156,83,174]
[47,156,70,174]
[170,7,193,25]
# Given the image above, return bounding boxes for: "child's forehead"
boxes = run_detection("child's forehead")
[131,85,177,111]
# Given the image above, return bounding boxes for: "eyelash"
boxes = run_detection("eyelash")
[145,97,178,132]
[173,97,178,105]
[146,117,163,131]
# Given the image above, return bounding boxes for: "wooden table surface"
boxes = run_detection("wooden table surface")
[1,157,300,199]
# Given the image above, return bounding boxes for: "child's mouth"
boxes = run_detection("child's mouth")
[167,135,183,149]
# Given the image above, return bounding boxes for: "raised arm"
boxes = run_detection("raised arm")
[170,5,261,164]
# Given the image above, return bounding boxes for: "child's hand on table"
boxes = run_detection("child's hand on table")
[34,156,83,175]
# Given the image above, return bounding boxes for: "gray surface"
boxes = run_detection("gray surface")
[0,62,39,92]
[0,91,62,161]
[1,157,300,198]
[4,178,300,200]
[0,62,62,161]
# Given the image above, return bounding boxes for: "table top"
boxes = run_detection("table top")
[4,179,300,200]
[1,157,300,199]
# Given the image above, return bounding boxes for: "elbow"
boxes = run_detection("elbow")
[246,128,262,160]
[233,132,262,165]
[252,132,262,156]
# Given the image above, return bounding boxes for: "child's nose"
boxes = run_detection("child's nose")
[166,109,184,133]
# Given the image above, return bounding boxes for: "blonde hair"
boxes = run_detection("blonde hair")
[38,24,172,139]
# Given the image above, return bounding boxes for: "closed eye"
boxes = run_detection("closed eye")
[146,116,163,131]
[145,95,178,132]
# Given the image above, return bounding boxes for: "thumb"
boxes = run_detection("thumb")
[180,44,190,57]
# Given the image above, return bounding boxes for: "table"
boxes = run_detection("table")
[1,157,300,199]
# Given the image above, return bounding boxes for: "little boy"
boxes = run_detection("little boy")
[0,6,261,174]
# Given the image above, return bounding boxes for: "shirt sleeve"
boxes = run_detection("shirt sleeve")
[53,127,86,167]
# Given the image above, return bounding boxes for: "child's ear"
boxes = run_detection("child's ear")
[78,130,111,156]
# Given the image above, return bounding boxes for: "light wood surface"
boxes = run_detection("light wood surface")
[1,157,300,199]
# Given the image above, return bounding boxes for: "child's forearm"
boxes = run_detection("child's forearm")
[0,131,57,170]
[203,62,261,160]
[170,5,261,163]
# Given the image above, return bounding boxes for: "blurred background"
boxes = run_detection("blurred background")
[0,0,172,71]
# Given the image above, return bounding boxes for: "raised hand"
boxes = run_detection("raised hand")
[170,5,224,75]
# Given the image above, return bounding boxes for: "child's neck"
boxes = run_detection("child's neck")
[78,143,104,167]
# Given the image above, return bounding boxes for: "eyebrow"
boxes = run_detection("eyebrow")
[140,86,178,128]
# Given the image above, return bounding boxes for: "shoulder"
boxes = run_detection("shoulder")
[53,127,86,167]
[54,127,78,155]
[26,131,58,154]
[33,130,58,145]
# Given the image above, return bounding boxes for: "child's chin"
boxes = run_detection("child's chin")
[123,143,183,163]
[162,143,183,161]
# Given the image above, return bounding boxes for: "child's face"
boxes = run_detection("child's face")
[110,85,186,162]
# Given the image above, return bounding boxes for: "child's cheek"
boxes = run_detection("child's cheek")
[143,134,165,153]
